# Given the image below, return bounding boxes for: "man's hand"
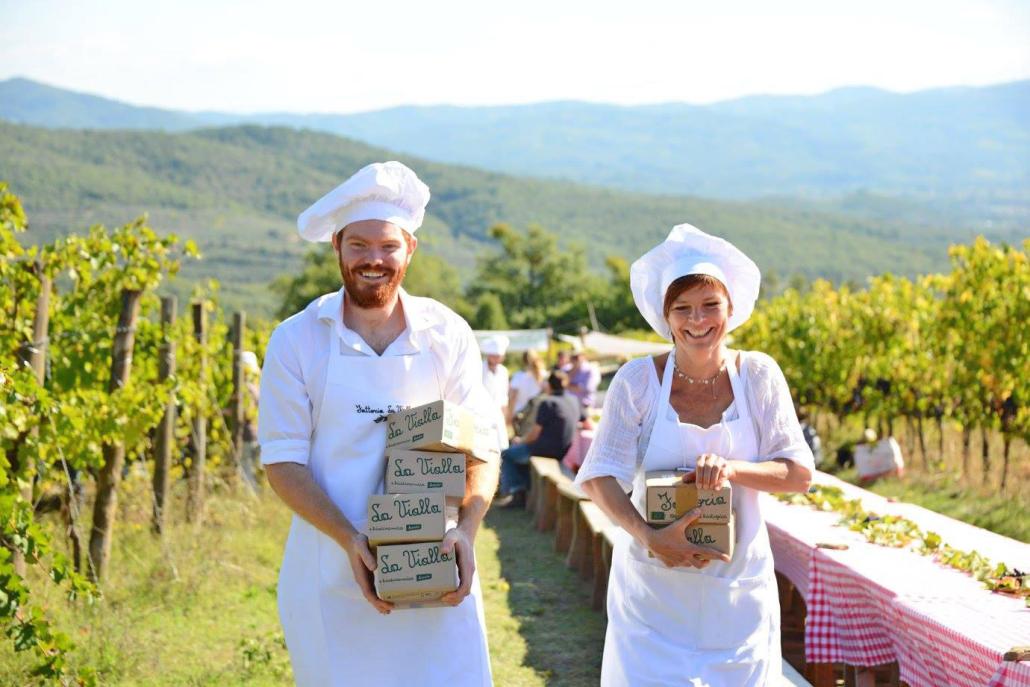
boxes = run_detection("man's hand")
[344,532,394,614]
[439,527,475,606]
[643,508,731,568]
[682,453,736,490]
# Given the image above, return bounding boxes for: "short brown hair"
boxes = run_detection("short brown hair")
[663,274,731,319]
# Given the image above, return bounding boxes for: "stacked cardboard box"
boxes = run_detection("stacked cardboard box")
[644,469,736,558]
[371,401,492,606]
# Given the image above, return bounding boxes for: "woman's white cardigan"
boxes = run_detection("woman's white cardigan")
[574,351,815,490]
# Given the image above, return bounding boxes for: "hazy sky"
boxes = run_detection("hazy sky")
[2,0,1028,113]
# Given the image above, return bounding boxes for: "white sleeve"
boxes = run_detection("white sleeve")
[574,359,652,492]
[441,322,508,456]
[258,326,312,466]
[748,353,815,470]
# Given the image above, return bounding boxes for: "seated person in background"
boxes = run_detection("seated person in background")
[836,427,877,469]
[494,370,584,508]
[796,406,823,467]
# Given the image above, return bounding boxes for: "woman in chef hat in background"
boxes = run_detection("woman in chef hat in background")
[575,224,814,686]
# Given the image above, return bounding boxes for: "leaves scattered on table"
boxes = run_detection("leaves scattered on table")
[776,487,1029,604]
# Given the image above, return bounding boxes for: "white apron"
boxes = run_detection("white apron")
[602,353,782,687]
[276,329,492,687]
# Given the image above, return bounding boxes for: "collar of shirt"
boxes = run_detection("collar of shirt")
[316,287,442,356]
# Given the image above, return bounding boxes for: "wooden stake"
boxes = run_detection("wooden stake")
[151,295,177,535]
[87,288,142,583]
[187,302,208,525]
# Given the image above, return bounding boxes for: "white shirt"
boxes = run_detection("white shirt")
[482,361,509,410]
[509,370,544,414]
[259,287,505,466]
[575,351,814,490]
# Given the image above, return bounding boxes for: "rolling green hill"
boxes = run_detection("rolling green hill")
[0,121,972,315]
[3,77,1027,231]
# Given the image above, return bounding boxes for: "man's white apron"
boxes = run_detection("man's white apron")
[602,353,782,686]
[277,331,491,687]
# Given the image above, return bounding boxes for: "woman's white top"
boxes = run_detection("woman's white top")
[509,370,545,414]
[575,351,814,491]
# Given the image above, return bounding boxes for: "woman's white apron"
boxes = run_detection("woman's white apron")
[276,331,491,687]
[602,353,781,687]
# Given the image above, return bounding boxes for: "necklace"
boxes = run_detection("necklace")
[672,358,726,399]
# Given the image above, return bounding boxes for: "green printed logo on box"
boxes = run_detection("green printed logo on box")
[427,481,443,488]
[651,511,665,521]
[406,524,422,531]
[412,433,424,442]
[416,574,432,581]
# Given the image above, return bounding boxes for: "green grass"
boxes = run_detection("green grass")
[1,473,603,685]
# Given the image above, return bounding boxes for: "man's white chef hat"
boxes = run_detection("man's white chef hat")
[480,335,510,357]
[297,161,430,242]
[630,223,761,340]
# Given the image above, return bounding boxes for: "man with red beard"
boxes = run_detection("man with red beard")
[258,161,501,687]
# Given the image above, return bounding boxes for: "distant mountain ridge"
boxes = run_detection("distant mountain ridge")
[0,120,975,315]
[2,77,1027,225]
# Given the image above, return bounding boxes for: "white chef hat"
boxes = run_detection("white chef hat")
[240,350,260,374]
[297,161,430,242]
[630,224,761,340]
[480,335,510,357]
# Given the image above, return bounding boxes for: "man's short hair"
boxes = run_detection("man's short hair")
[548,370,569,392]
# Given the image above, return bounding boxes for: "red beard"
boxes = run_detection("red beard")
[339,258,407,309]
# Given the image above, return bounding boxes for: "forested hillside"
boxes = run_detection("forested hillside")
[3,77,1027,229]
[0,121,970,313]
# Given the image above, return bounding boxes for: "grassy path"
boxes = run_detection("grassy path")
[1,476,603,685]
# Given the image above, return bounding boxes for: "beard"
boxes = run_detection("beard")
[339,257,408,309]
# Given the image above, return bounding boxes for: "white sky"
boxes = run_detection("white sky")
[1,0,1028,114]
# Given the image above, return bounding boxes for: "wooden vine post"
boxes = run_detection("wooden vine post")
[187,301,207,524]
[10,267,50,576]
[229,311,246,472]
[151,295,177,535]
[87,288,142,583]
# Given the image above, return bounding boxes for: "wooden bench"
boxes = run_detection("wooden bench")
[575,501,619,610]
[528,456,563,531]
[554,475,587,554]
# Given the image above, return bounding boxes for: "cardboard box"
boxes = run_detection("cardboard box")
[366,493,447,546]
[386,400,499,463]
[684,517,735,558]
[648,513,736,559]
[644,470,732,524]
[385,449,466,502]
[374,541,458,603]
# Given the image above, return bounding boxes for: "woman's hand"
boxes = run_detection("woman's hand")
[642,508,731,568]
[682,453,736,490]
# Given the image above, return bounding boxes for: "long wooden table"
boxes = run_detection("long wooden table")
[765,472,1030,687]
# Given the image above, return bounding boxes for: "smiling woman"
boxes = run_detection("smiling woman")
[575,223,814,686]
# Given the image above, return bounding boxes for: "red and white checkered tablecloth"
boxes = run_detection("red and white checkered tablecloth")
[562,429,594,473]
[762,482,1030,684]
[889,594,1030,687]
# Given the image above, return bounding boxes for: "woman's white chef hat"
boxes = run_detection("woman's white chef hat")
[480,335,510,357]
[630,223,761,340]
[297,161,430,242]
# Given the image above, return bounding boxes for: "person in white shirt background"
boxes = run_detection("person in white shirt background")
[481,334,510,420]
[507,350,548,431]
[575,224,813,686]
[258,161,501,687]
